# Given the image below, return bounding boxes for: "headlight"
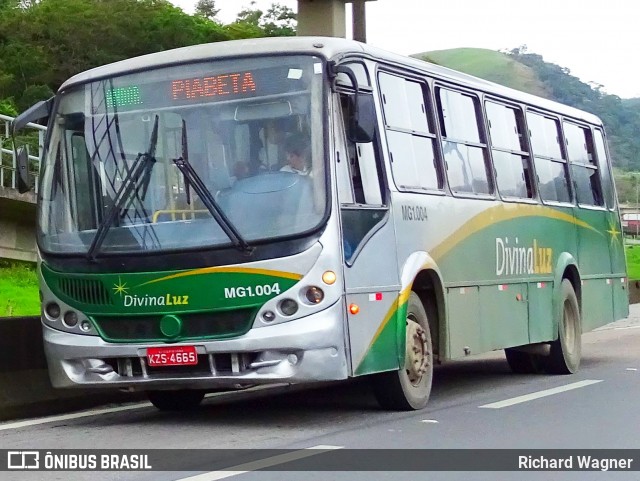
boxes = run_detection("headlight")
[305,286,324,304]
[45,302,61,320]
[63,311,78,327]
[279,299,299,316]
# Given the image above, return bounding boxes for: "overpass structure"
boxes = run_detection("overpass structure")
[298,0,375,41]
[0,114,42,262]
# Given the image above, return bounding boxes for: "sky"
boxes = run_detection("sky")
[170,0,640,98]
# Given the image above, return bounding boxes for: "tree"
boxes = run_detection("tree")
[195,0,219,21]
[262,3,296,37]
[236,1,262,26]
[234,1,296,37]
[0,97,17,116]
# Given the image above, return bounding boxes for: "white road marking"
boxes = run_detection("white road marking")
[479,380,603,409]
[626,368,638,371]
[0,402,153,431]
[420,419,439,423]
[614,326,640,330]
[0,385,285,432]
[174,445,343,481]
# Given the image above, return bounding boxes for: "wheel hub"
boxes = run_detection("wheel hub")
[406,318,429,385]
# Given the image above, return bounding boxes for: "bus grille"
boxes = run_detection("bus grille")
[92,309,256,342]
[57,278,112,306]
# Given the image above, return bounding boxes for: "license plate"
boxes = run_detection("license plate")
[147,346,198,366]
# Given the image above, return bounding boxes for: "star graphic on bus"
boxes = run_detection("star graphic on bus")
[112,278,129,297]
[606,218,621,246]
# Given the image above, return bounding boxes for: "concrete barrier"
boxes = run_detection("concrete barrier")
[0,316,139,421]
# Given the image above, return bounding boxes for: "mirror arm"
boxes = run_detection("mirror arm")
[10,97,53,138]
[328,62,363,142]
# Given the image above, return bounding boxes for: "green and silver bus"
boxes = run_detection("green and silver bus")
[12,37,628,411]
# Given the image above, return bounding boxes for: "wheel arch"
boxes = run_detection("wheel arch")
[553,252,582,339]
[400,252,447,362]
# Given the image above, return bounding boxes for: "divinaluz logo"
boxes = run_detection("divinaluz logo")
[495,237,553,276]
[112,278,189,308]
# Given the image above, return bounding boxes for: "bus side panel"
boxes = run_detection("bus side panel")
[446,286,480,359]
[574,208,616,330]
[478,283,528,351]
[527,280,554,343]
[348,290,401,376]
[613,278,630,321]
[581,278,614,332]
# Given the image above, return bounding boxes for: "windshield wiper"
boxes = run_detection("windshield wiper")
[173,119,253,254]
[86,115,159,260]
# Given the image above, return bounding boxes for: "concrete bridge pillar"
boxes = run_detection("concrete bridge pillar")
[0,188,37,262]
[297,0,375,42]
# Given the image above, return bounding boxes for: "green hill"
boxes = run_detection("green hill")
[413,48,549,98]
[411,47,640,173]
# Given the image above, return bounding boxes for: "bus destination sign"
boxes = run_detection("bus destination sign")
[171,71,257,101]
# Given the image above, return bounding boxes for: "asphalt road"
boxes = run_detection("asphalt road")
[2,306,639,481]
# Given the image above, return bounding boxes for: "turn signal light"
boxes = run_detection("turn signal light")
[349,304,360,315]
[322,271,337,285]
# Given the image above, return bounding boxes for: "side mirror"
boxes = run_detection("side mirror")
[329,63,376,144]
[349,93,375,143]
[10,98,51,194]
[16,147,32,194]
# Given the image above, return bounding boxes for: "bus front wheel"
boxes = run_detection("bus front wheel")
[546,279,582,374]
[371,292,433,410]
[147,389,205,411]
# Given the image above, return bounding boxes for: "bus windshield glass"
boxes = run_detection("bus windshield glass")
[38,55,326,255]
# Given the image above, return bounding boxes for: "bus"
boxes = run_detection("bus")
[12,37,628,411]
[621,213,640,236]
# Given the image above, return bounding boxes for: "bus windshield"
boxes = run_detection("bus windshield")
[38,55,326,255]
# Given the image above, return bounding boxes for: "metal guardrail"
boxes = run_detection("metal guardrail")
[0,113,46,193]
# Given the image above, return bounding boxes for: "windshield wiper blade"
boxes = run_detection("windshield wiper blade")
[173,119,253,254]
[86,115,159,260]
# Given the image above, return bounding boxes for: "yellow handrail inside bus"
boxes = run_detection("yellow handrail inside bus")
[152,209,209,223]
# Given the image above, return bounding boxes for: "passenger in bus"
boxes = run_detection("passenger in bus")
[280,133,310,175]
[232,161,251,180]
[259,119,288,171]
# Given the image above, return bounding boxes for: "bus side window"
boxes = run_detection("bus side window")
[379,72,442,193]
[594,129,616,209]
[336,91,387,264]
[564,121,603,207]
[526,111,571,203]
[436,87,491,195]
[340,93,383,205]
[485,101,534,200]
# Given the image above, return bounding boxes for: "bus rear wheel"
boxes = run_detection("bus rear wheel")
[546,279,581,374]
[371,292,433,411]
[147,389,205,411]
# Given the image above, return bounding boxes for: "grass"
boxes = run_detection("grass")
[0,260,39,317]
[625,244,640,280]
[412,47,550,98]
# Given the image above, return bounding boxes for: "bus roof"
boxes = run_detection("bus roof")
[60,36,602,126]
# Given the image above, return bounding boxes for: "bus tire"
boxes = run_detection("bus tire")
[371,292,433,410]
[147,389,205,411]
[546,279,581,374]
[504,348,545,374]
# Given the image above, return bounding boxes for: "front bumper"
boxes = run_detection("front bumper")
[44,301,349,389]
